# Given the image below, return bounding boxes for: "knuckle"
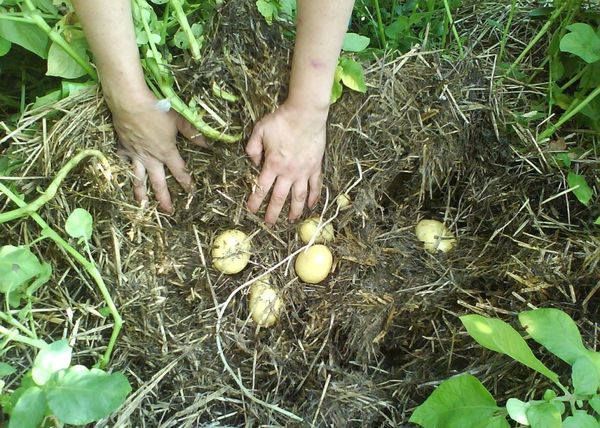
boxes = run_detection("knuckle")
[293,190,308,203]
[271,192,287,204]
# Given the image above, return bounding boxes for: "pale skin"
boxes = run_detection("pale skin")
[72,0,354,223]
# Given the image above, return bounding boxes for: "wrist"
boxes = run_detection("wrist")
[102,81,156,114]
[283,97,330,123]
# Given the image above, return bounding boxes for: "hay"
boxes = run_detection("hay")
[1,0,598,426]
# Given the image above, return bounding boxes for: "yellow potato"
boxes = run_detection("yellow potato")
[336,193,351,209]
[294,245,333,284]
[298,217,335,244]
[415,220,456,253]
[212,229,251,274]
[248,276,283,327]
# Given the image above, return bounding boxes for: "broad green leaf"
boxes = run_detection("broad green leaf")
[460,315,559,383]
[46,38,90,79]
[0,36,10,56]
[506,398,530,425]
[563,411,600,428]
[560,23,600,64]
[0,363,16,377]
[61,80,94,98]
[256,0,278,24]
[331,79,343,104]
[572,354,600,394]
[567,172,593,206]
[409,373,509,428]
[65,208,93,241]
[0,245,43,293]
[595,216,600,225]
[590,395,600,415]
[543,389,557,401]
[554,152,572,168]
[0,20,49,58]
[32,88,62,110]
[32,339,72,385]
[518,308,587,364]
[339,58,367,93]
[526,402,562,428]
[45,366,131,425]
[8,387,46,428]
[342,33,370,52]
[580,62,600,89]
[26,262,51,296]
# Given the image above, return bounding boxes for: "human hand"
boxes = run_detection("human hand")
[246,102,327,224]
[108,90,206,213]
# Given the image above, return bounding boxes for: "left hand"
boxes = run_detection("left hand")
[246,102,327,224]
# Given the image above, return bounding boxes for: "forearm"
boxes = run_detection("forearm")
[72,0,150,108]
[287,0,355,111]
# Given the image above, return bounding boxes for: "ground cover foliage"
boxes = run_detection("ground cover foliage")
[0,0,599,426]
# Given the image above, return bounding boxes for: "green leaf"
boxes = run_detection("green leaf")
[572,354,600,394]
[32,88,63,110]
[0,363,16,377]
[460,314,559,383]
[331,79,343,104]
[32,340,72,386]
[506,398,530,425]
[0,20,49,58]
[342,33,370,52]
[560,23,600,64]
[46,38,90,79]
[339,58,367,93]
[45,366,131,425]
[526,402,562,428]
[590,395,600,415]
[554,152,572,168]
[8,387,46,428]
[518,308,587,364]
[409,373,509,428]
[580,62,600,89]
[65,208,93,241]
[563,410,600,428]
[256,0,278,24]
[594,216,600,225]
[0,245,43,294]
[567,172,593,206]
[0,36,10,56]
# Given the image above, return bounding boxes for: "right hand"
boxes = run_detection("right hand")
[108,90,207,213]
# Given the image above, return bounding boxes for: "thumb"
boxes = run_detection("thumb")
[246,124,264,167]
[176,115,208,148]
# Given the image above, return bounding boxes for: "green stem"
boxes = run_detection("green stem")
[504,2,567,78]
[0,149,109,224]
[560,64,589,92]
[442,0,463,57]
[169,0,201,60]
[21,0,97,80]
[0,325,46,349]
[538,85,600,141]
[0,311,36,339]
[498,0,518,64]
[372,0,386,48]
[0,182,122,368]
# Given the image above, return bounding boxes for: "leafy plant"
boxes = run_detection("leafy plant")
[331,32,370,103]
[0,340,131,427]
[411,308,600,428]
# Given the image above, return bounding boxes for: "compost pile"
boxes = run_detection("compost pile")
[2,1,599,426]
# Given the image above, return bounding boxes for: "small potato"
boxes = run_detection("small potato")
[415,219,456,253]
[294,245,333,284]
[336,193,351,209]
[298,217,335,244]
[248,276,283,327]
[212,229,251,274]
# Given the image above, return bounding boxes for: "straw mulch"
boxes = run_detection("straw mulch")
[1,1,598,427]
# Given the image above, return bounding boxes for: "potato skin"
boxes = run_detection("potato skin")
[294,245,333,284]
[212,230,251,274]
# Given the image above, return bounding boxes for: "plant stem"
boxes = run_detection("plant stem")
[0,311,36,339]
[372,0,386,48]
[0,181,122,368]
[498,0,518,64]
[0,325,46,349]
[169,0,201,60]
[21,0,97,80]
[560,64,589,91]
[504,2,567,78]
[538,85,600,141]
[442,0,463,57]
[0,150,110,223]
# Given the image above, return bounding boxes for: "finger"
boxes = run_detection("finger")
[288,181,308,222]
[177,116,208,148]
[245,124,264,167]
[146,160,173,213]
[265,178,293,225]
[308,172,322,208]
[132,159,149,208]
[247,169,276,214]
[164,151,193,193]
